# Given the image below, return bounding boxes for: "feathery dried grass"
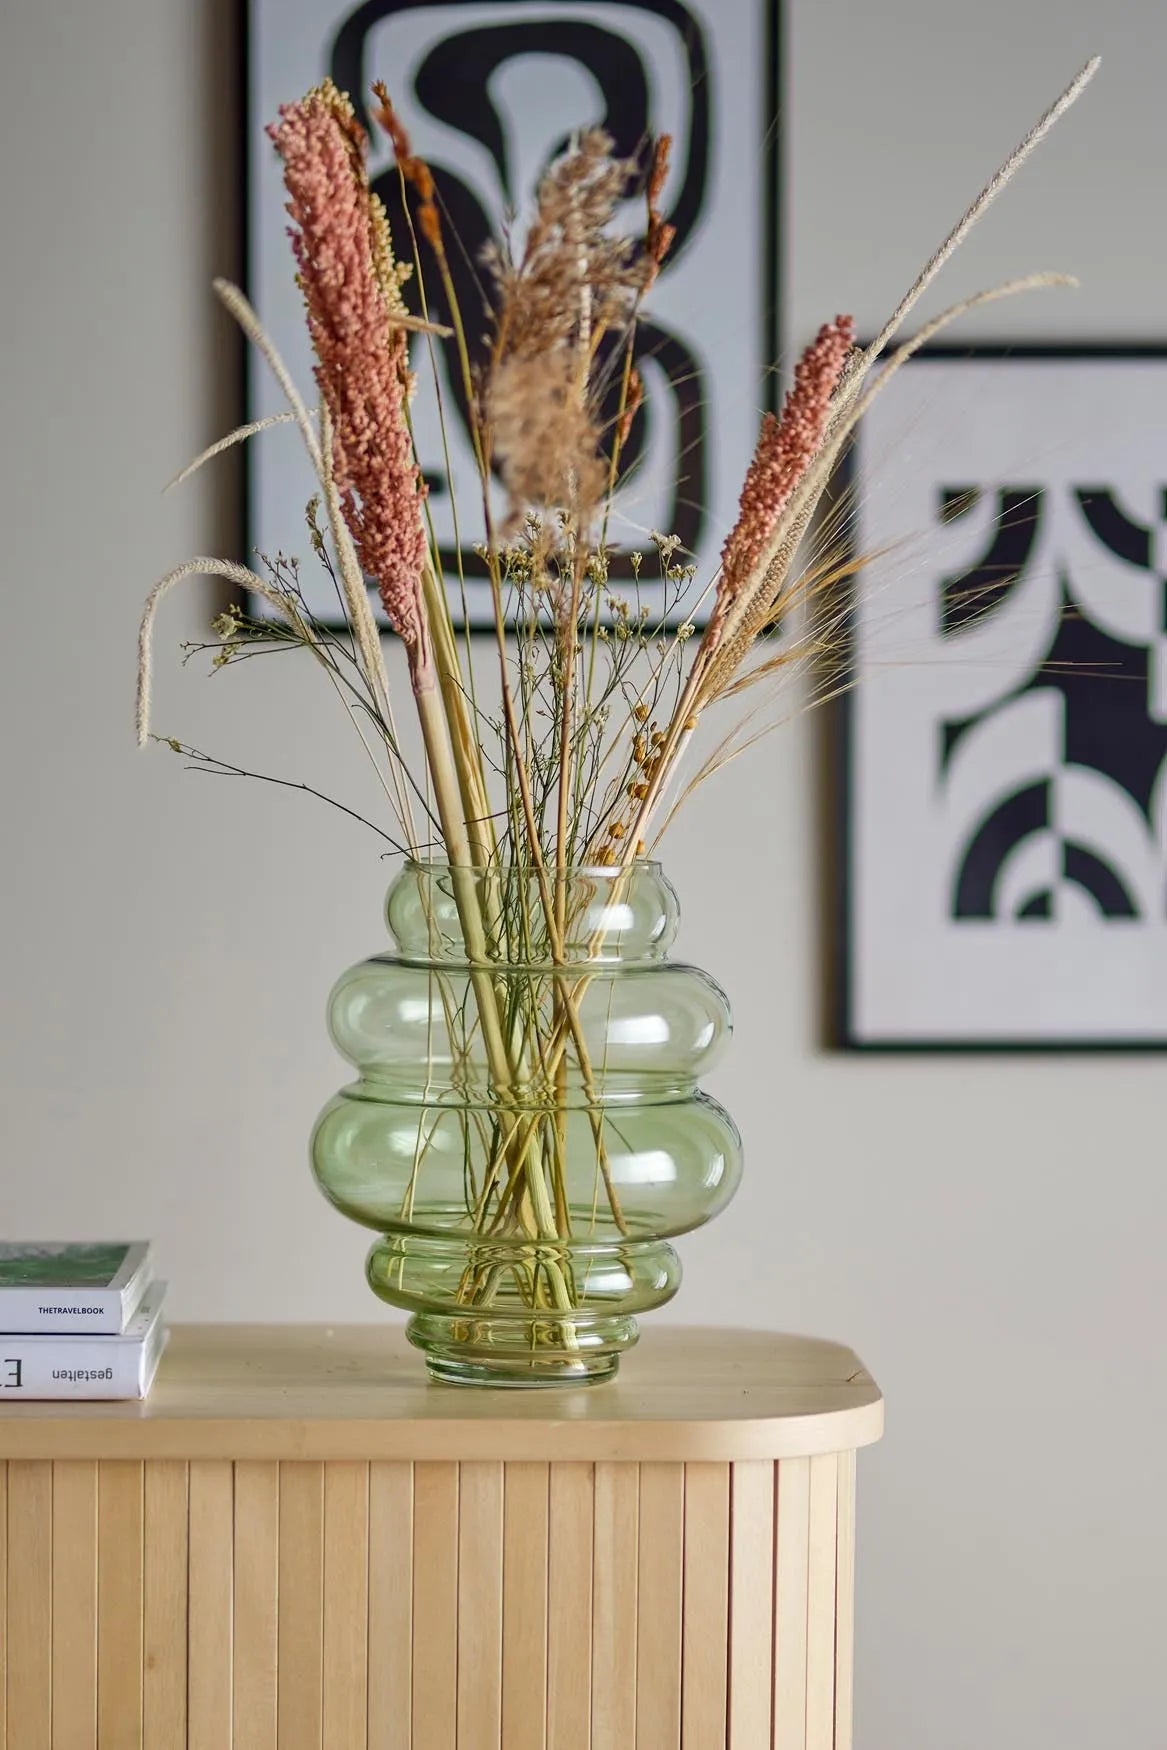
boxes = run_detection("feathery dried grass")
[486,130,646,364]
[165,411,302,492]
[136,558,306,747]
[488,352,608,525]
[482,130,651,535]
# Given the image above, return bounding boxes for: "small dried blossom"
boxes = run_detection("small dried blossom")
[371,85,443,255]
[643,135,676,287]
[618,367,644,448]
[304,496,328,560]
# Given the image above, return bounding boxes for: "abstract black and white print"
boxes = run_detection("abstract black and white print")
[247,0,781,627]
[842,348,1167,1047]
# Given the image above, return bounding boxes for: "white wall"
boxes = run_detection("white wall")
[2,3,1164,1746]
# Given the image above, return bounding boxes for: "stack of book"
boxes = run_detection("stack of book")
[0,1242,167,1400]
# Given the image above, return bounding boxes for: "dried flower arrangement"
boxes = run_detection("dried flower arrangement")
[137,58,1097,1376]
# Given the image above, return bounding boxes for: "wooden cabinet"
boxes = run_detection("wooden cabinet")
[0,1326,881,1747]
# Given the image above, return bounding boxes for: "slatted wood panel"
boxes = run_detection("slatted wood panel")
[367,1461,412,1750]
[833,1450,857,1750]
[98,1460,145,1745]
[546,1463,593,1750]
[322,1461,369,1750]
[188,1460,233,1750]
[728,1460,774,1749]
[412,1460,458,1748]
[8,1460,52,1750]
[0,1463,6,1750]
[0,1450,859,1746]
[278,1461,325,1750]
[502,1462,549,1750]
[52,1460,97,1748]
[235,1462,280,1750]
[144,1461,188,1750]
[636,1463,684,1750]
[457,1462,503,1750]
[773,1457,811,1748]
[805,1456,839,1750]
[681,1462,729,1750]
[591,1461,639,1749]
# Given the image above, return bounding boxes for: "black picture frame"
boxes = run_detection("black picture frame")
[242,0,784,632]
[835,341,1167,1053]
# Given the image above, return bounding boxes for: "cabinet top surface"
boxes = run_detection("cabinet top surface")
[0,1325,883,1461]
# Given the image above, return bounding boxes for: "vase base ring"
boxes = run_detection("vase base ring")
[406,1311,636,1388]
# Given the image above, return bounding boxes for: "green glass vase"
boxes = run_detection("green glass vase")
[311,861,741,1385]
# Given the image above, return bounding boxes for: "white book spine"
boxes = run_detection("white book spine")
[0,1329,166,1400]
[0,1286,128,1335]
[1,1342,142,1398]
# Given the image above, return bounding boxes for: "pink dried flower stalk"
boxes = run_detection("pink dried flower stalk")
[268,82,431,678]
[717,315,856,606]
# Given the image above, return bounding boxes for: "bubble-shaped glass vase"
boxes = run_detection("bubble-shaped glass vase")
[312,861,741,1385]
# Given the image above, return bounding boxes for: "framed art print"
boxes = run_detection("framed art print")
[246,0,782,629]
[840,345,1167,1049]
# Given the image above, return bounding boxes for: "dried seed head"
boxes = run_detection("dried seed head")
[702,315,855,665]
[618,367,644,447]
[488,352,607,528]
[481,130,653,536]
[372,83,444,260]
[644,134,676,286]
[269,81,430,673]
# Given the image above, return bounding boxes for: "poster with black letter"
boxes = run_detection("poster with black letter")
[247,0,782,628]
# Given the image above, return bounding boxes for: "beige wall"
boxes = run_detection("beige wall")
[2,3,1164,1746]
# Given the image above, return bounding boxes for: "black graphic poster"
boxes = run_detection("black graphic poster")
[248,0,781,628]
[842,348,1167,1047]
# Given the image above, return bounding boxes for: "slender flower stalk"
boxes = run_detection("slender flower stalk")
[269,81,432,682]
[710,315,855,644]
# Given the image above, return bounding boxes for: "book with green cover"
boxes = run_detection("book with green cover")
[0,1242,152,1333]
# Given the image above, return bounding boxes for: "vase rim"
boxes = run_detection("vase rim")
[401,856,663,876]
